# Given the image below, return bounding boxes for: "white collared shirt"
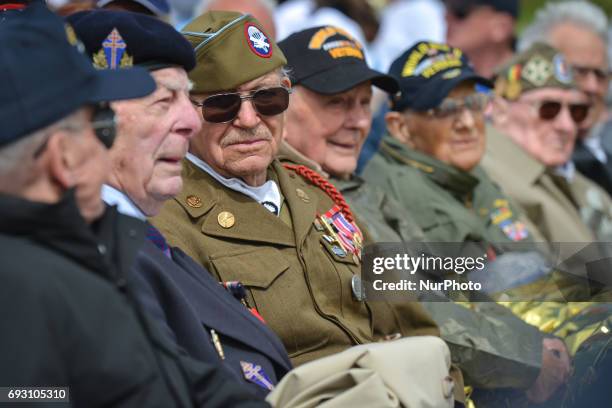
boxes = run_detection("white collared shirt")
[186,153,282,215]
[101,184,147,221]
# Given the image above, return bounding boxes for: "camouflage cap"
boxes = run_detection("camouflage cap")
[494,42,575,100]
[182,11,287,93]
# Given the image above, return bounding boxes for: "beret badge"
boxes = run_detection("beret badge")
[93,28,134,69]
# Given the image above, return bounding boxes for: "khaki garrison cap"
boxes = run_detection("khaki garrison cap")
[494,42,575,100]
[182,11,287,93]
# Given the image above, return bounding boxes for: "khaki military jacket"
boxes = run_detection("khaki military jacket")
[482,126,612,243]
[363,135,533,247]
[152,159,440,369]
[332,176,425,243]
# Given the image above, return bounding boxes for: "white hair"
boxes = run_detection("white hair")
[0,111,83,193]
[519,1,609,53]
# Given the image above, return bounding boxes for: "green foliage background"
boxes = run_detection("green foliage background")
[518,0,612,32]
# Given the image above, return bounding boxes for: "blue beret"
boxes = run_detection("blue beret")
[67,9,196,72]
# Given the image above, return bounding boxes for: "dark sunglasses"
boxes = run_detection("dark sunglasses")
[33,103,116,158]
[533,100,591,124]
[427,93,491,118]
[192,87,291,123]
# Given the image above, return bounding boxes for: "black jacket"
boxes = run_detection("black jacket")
[573,139,612,196]
[132,239,292,397]
[0,191,268,408]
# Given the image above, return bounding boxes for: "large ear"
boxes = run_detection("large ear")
[281,75,292,90]
[46,131,74,190]
[385,111,414,147]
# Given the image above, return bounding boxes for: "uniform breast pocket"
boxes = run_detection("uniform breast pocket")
[208,247,330,358]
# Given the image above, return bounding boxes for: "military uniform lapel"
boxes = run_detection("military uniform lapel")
[273,160,318,246]
[176,159,295,247]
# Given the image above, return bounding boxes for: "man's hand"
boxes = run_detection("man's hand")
[526,338,571,403]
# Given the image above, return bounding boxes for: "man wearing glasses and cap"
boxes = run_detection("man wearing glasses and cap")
[362,42,574,405]
[484,42,612,244]
[151,12,464,400]
[364,41,537,249]
[0,4,265,407]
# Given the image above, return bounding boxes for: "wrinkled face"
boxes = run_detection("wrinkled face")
[404,82,486,172]
[284,82,372,177]
[189,71,289,184]
[549,22,609,128]
[110,67,201,216]
[504,88,589,166]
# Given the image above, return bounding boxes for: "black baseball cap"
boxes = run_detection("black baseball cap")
[445,0,519,19]
[68,9,195,72]
[278,25,398,94]
[389,41,492,112]
[0,2,155,147]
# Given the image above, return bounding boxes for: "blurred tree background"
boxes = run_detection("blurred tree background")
[518,0,612,31]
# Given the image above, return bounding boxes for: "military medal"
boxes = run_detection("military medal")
[331,245,346,258]
[321,206,363,258]
[240,361,275,391]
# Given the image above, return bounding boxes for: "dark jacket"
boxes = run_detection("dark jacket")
[0,191,268,408]
[573,139,612,196]
[132,238,292,397]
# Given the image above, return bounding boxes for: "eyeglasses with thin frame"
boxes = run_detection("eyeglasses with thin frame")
[425,93,491,118]
[522,100,591,124]
[191,86,291,123]
[33,103,117,158]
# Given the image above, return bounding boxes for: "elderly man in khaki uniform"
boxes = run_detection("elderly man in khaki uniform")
[484,43,612,243]
[151,11,464,401]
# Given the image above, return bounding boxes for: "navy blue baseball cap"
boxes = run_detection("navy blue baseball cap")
[68,9,195,72]
[0,2,155,147]
[389,41,492,112]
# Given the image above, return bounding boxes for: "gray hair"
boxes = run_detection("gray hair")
[519,1,609,52]
[0,111,84,193]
